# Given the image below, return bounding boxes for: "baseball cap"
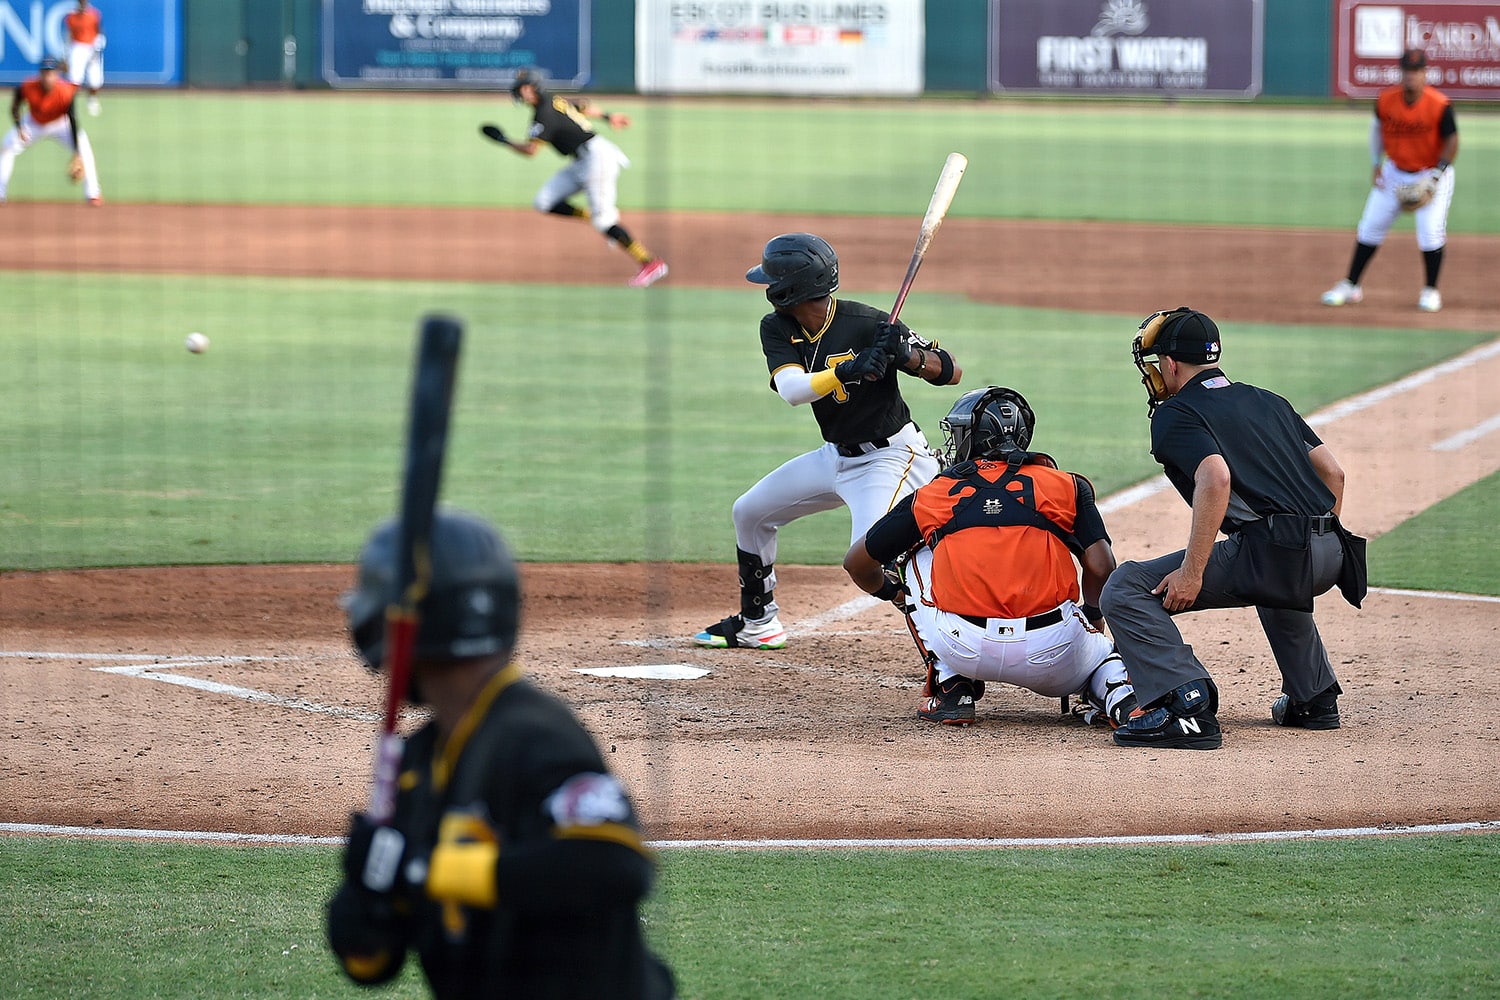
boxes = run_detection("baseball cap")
[1399,48,1427,70]
[39,56,62,71]
[1155,309,1222,364]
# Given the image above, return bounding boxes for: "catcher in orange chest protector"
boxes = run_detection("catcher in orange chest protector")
[1,56,102,205]
[1320,48,1458,313]
[845,386,1136,729]
[327,509,675,999]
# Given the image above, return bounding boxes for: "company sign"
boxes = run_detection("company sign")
[1,0,179,85]
[322,0,587,89]
[1336,1,1500,99]
[636,0,924,96]
[989,0,1263,98]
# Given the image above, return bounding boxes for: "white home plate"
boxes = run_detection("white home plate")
[575,664,710,680]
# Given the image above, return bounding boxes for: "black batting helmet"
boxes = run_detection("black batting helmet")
[510,67,540,99]
[746,233,839,307]
[344,508,521,671]
[940,386,1036,465]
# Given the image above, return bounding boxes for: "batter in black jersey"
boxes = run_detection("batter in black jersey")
[694,233,962,652]
[486,67,667,288]
[329,510,675,998]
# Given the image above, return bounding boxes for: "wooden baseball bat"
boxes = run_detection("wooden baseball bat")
[368,313,464,824]
[888,152,968,326]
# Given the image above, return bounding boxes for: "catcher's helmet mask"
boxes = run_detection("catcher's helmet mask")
[746,232,840,308]
[940,386,1037,466]
[1132,307,1221,413]
[344,507,521,675]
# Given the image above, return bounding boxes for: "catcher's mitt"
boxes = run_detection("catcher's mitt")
[1395,173,1437,211]
[67,154,85,183]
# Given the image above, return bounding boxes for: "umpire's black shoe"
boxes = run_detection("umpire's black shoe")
[1113,678,1222,750]
[1271,683,1342,730]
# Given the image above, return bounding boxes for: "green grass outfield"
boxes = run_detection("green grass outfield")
[5,93,1500,230]
[1,271,1491,586]
[2,834,1496,999]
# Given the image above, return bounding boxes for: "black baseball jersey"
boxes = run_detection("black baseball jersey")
[1151,369,1335,532]
[528,91,597,158]
[761,298,934,446]
[334,666,674,999]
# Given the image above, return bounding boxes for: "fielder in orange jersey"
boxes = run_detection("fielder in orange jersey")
[1321,48,1458,313]
[64,0,106,115]
[844,386,1136,728]
[1,56,102,205]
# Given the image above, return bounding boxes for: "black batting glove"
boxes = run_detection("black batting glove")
[343,814,426,896]
[835,346,888,383]
[875,322,913,366]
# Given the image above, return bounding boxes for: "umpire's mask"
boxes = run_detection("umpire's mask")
[1132,307,1221,413]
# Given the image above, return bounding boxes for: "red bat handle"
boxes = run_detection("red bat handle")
[369,611,418,823]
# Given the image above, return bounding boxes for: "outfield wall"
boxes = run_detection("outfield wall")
[5,0,1488,100]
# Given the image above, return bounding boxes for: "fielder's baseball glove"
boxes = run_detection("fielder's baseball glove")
[1395,172,1438,211]
[67,154,85,183]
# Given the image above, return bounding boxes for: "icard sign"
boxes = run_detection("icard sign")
[1336,1,1500,100]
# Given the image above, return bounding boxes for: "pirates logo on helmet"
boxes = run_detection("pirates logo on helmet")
[745,233,839,308]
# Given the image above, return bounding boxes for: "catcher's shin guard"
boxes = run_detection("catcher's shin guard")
[737,548,775,621]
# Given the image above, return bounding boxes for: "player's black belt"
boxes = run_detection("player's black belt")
[835,437,890,458]
[957,607,1065,630]
[1308,514,1337,535]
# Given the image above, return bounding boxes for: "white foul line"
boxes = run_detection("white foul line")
[2,819,1494,850]
[1431,412,1500,452]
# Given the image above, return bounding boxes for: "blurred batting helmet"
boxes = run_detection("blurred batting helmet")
[344,508,521,670]
[940,386,1036,465]
[510,67,540,99]
[39,56,62,72]
[746,233,839,308]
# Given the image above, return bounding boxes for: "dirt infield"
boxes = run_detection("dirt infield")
[3,204,1498,840]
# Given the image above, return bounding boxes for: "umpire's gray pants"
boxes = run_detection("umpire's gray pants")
[1100,532,1343,710]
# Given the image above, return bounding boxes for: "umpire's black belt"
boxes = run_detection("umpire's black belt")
[835,437,890,457]
[1239,513,1338,535]
[957,607,1064,631]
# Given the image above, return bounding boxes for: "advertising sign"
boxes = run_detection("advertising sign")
[1,0,179,85]
[1336,1,1500,100]
[322,0,587,89]
[635,0,924,96]
[989,0,1263,98]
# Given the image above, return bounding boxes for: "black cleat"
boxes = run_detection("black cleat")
[1271,685,1341,730]
[1113,678,1222,750]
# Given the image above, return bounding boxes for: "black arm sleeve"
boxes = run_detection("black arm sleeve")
[863,493,922,565]
[493,838,655,914]
[1439,104,1457,140]
[1069,474,1110,548]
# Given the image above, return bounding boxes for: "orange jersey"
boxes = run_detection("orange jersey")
[20,78,78,125]
[66,8,102,44]
[1377,84,1450,172]
[912,460,1091,619]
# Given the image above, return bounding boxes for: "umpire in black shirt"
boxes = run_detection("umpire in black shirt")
[1102,308,1367,750]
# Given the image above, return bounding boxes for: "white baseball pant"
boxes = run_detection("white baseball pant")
[0,113,101,201]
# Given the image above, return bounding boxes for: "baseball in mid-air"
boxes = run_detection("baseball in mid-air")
[185,332,210,354]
